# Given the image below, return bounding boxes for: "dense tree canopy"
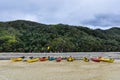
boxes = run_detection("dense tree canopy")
[0,20,120,52]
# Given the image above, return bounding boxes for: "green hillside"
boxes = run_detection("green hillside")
[0,20,120,52]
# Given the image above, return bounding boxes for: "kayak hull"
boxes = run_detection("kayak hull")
[48,57,55,61]
[27,58,39,63]
[83,57,89,62]
[39,57,48,61]
[91,58,101,62]
[11,58,23,62]
[99,58,114,63]
[56,57,62,62]
[67,57,74,62]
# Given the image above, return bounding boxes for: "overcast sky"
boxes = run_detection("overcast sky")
[0,0,120,29]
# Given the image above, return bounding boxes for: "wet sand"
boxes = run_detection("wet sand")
[0,60,120,80]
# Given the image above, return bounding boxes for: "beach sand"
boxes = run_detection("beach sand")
[0,60,120,80]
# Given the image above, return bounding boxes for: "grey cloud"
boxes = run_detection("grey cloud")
[0,0,120,29]
[82,14,120,27]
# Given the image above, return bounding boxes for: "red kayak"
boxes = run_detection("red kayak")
[91,58,101,62]
[39,57,47,61]
[56,57,62,62]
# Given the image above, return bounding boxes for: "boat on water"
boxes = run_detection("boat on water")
[56,57,62,62]
[83,57,89,62]
[27,58,39,63]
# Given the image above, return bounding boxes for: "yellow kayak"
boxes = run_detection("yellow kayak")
[27,58,39,63]
[11,58,23,62]
[83,57,89,62]
[99,57,114,63]
[67,57,74,62]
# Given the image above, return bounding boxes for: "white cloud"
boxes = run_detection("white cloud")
[0,12,39,22]
[0,0,120,29]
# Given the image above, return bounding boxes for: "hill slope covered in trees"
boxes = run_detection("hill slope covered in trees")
[0,20,120,52]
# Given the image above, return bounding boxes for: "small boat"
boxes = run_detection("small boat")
[39,57,48,61]
[11,57,23,62]
[83,57,89,62]
[48,57,55,61]
[27,58,39,63]
[67,56,74,62]
[99,57,114,63]
[91,57,101,62]
[56,57,62,62]
[22,56,33,62]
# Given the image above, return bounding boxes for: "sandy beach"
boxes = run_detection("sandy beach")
[0,60,120,80]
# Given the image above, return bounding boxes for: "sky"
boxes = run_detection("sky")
[0,0,120,29]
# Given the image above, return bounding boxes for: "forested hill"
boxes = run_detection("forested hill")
[0,20,120,52]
